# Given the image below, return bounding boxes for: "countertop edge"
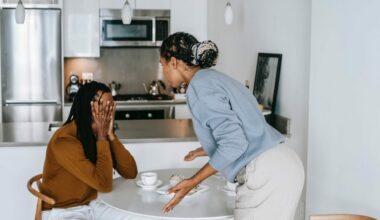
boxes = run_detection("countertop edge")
[0,138,199,147]
[64,100,187,107]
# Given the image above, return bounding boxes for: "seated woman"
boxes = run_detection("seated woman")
[40,81,139,220]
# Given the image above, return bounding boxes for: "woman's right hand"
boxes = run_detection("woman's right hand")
[91,100,112,141]
[184,147,207,161]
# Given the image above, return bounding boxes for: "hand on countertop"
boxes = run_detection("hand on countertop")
[184,147,207,161]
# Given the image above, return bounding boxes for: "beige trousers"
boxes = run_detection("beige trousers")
[234,144,305,220]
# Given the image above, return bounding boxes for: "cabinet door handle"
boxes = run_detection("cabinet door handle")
[125,113,130,118]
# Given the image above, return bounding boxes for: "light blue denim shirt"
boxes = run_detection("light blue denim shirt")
[186,68,285,182]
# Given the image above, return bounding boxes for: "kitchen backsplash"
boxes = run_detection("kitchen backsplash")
[64,48,168,96]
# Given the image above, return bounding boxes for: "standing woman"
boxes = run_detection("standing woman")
[40,81,139,220]
[160,32,305,220]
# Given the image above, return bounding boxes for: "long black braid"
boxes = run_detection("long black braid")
[64,81,111,164]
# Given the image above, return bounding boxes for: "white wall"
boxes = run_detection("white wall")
[306,0,380,218]
[207,1,311,219]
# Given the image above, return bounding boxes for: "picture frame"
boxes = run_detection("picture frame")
[253,53,282,117]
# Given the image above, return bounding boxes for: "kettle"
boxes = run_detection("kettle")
[148,80,166,96]
[109,81,121,96]
[65,74,80,101]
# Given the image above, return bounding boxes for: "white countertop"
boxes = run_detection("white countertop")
[0,119,197,147]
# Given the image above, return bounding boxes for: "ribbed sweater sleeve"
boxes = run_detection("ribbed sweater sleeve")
[109,137,138,179]
[51,137,113,192]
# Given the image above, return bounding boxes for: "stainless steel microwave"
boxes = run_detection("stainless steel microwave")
[100,9,170,47]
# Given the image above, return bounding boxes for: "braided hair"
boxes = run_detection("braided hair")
[160,32,219,68]
[64,81,111,164]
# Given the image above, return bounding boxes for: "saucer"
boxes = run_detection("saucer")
[136,180,162,190]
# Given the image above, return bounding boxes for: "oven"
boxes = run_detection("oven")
[115,107,173,120]
[114,94,174,120]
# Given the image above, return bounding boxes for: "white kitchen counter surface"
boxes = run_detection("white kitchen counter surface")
[0,119,197,147]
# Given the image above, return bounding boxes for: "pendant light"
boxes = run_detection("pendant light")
[224,1,234,25]
[122,0,133,24]
[15,0,25,24]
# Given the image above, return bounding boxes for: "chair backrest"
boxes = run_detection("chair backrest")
[310,214,377,220]
[27,174,56,220]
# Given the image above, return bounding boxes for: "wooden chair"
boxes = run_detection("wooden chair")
[27,174,56,220]
[310,214,377,220]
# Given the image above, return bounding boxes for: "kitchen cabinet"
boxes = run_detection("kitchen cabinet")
[124,142,205,172]
[175,105,191,119]
[0,0,62,8]
[135,0,170,10]
[0,146,47,220]
[0,141,204,220]
[63,105,71,121]
[170,0,208,41]
[63,0,100,57]
[100,0,127,9]
[100,0,170,10]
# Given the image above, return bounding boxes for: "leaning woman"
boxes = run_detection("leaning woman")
[160,32,305,220]
[40,81,139,220]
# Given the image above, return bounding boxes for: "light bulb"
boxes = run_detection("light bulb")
[224,2,234,25]
[15,0,25,24]
[122,0,133,24]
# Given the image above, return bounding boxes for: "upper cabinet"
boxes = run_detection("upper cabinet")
[63,0,100,57]
[100,0,170,10]
[100,0,125,9]
[63,0,206,57]
[135,0,170,10]
[170,0,207,41]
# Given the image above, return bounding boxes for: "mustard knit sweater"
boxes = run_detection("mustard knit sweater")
[40,121,137,210]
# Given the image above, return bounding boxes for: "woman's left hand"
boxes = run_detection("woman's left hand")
[107,102,116,141]
[163,179,198,213]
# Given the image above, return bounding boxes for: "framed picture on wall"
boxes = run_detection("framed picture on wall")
[253,53,282,116]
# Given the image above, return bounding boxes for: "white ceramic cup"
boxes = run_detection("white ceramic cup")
[141,172,158,186]
[170,176,182,186]
[225,181,237,191]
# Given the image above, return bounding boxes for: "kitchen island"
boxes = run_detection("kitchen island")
[0,119,206,220]
[0,119,197,147]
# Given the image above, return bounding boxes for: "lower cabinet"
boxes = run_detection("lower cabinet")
[0,146,48,220]
[124,141,205,173]
[175,105,192,119]
[0,141,204,220]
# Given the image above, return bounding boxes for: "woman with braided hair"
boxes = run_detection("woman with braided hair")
[39,81,151,220]
[160,32,304,220]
